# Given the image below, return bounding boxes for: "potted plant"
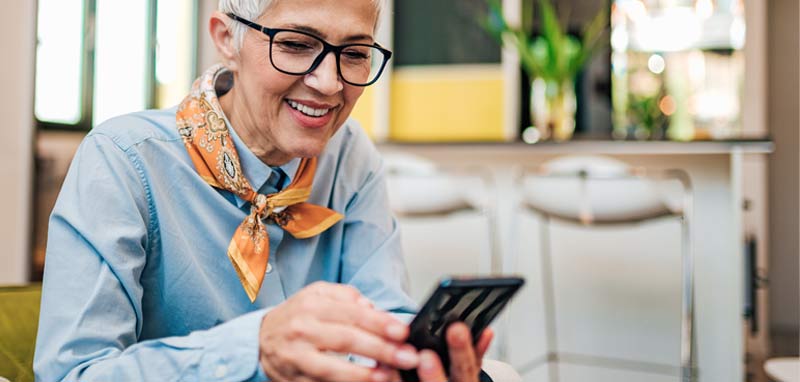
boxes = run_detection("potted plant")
[482,0,608,141]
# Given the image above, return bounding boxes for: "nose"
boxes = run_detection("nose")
[304,52,343,95]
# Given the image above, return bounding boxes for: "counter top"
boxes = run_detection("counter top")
[378,139,774,155]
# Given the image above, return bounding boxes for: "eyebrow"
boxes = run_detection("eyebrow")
[283,24,374,44]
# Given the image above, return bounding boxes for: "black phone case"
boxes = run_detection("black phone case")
[399,276,524,382]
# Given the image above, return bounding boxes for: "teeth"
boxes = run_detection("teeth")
[288,100,331,117]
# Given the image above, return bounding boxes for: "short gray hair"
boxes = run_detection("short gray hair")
[218,0,387,52]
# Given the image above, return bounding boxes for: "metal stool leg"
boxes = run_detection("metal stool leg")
[520,167,694,381]
[476,170,511,361]
[680,213,695,382]
[672,169,695,382]
[540,216,560,382]
[488,200,511,362]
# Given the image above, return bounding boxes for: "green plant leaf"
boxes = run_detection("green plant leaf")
[574,1,609,73]
[518,32,543,76]
[478,0,608,82]
[563,35,583,78]
[538,0,566,79]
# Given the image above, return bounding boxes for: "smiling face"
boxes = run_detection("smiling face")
[215,0,379,166]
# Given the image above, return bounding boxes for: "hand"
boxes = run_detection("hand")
[416,323,494,382]
[258,282,420,382]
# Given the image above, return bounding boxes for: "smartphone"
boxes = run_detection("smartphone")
[400,276,525,382]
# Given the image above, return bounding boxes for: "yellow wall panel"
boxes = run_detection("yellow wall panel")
[389,65,504,142]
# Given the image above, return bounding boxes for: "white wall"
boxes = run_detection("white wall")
[196,0,220,73]
[0,1,36,284]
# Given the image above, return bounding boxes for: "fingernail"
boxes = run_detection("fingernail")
[395,349,419,368]
[419,351,436,371]
[371,369,390,382]
[386,323,406,339]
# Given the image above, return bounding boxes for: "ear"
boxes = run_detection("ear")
[209,11,239,71]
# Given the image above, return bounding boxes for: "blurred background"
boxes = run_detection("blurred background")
[0,0,797,381]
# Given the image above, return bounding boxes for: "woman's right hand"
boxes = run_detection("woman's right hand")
[258,281,420,382]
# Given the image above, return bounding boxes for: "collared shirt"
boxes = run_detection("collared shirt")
[34,106,416,381]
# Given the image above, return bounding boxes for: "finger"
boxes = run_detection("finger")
[446,323,480,382]
[417,349,448,382]
[296,319,420,370]
[296,350,389,382]
[307,282,367,304]
[475,328,494,362]
[310,298,409,342]
[373,364,401,382]
[387,369,402,382]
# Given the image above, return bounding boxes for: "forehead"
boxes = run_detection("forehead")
[260,0,378,41]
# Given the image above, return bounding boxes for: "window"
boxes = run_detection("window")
[34,0,85,126]
[34,0,197,130]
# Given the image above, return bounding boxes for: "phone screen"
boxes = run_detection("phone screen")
[400,277,524,381]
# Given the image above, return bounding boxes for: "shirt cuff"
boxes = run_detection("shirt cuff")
[198,308,270,382]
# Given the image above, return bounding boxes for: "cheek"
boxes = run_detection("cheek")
[241,51,296,105]
[341,87,366,115]
[254,75,298,111]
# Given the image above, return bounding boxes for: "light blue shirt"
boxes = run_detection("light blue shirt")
[34,107,417,381]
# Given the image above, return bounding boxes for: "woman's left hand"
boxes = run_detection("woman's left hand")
[413,323,494,382]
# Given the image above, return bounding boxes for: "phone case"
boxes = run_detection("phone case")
[400,276,524,382]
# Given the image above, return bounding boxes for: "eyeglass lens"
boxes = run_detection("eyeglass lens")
[270,30,386,85]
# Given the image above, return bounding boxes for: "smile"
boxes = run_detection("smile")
[286,100,332,118]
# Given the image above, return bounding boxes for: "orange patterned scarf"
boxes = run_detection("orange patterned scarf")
[176,65,343,302]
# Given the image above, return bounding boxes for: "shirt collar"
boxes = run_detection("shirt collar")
[224,117,302,208]
[279,157,300,187]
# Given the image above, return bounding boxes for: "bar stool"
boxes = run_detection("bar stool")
[382,153,506,356]
[513,155,694,382]
[764,357,800,382]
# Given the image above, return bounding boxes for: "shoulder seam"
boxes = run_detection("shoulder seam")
[88,133,162,255]
[88,130,182,153]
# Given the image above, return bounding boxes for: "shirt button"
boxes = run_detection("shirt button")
[266,263,273,274]
[215,365,228,378]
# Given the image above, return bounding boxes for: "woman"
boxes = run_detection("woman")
[34,0,492,381]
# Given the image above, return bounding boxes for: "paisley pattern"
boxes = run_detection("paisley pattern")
[176,65,344,302]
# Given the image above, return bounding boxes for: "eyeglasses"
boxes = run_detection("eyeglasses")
[227,13,392,87]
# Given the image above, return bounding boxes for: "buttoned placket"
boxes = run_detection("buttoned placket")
[253,167,288,303]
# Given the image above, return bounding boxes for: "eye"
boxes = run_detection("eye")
[272,31,321,53]
[342,47,371,61]
[275,40,314,52]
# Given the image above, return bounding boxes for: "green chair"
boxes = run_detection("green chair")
[0,284,42,382]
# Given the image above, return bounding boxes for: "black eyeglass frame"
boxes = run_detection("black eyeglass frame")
[227,13,392,87]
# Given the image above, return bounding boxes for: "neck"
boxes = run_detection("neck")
[218,86,292,167]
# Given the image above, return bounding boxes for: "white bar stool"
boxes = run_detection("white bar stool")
[764,357,799,382]
[514,155,695,382]
[382,153,507,356]
[383,153,501,277]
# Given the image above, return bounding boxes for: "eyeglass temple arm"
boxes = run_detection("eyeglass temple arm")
[226,13,265,33]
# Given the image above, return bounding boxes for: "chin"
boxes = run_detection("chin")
[287,128,340,158]
[286,141,328,159]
